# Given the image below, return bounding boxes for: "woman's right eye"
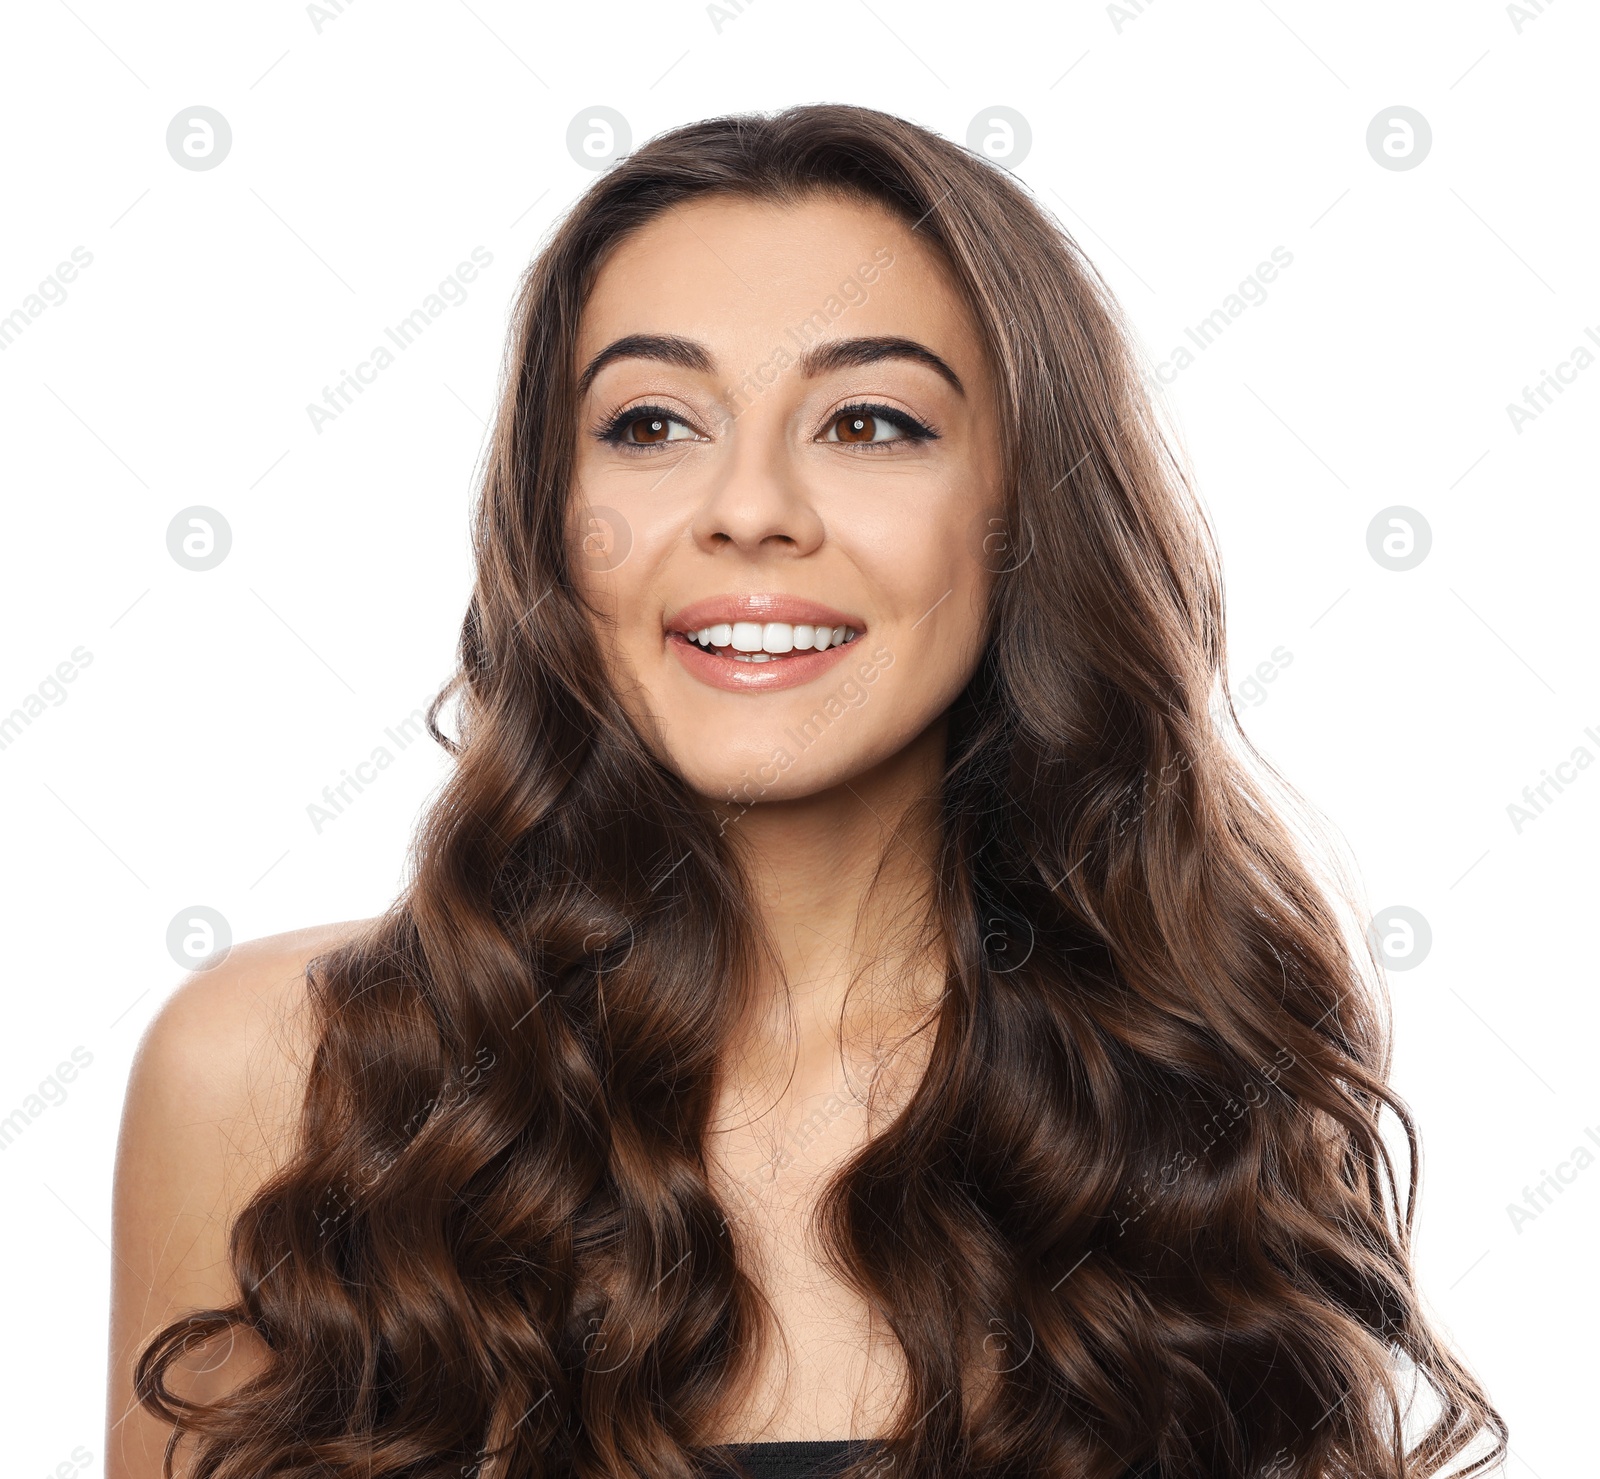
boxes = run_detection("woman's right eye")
[599,407,700,450]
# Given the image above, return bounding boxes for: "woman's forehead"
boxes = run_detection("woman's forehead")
[575,195,985,388]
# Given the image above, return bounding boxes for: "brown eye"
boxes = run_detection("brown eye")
[820,405,933,448]
[601,408,697,450]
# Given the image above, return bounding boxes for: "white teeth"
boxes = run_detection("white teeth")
[683,620,860,655]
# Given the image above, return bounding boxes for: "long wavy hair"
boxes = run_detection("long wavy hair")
[136,103,1505,1479]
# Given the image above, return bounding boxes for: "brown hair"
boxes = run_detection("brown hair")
[136,103,1505,1479]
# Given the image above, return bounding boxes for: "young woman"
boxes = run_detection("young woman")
[108,104,1505,1479]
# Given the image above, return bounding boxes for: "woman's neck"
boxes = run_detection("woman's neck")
[714,718,950,1100]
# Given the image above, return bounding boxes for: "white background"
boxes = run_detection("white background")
[1,1,1594,1474]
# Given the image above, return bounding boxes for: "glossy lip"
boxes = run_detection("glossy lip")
[669,632,864,692]
[664,593,869,694]
[664,592,866,635]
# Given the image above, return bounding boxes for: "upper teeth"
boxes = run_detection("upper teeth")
[686,621,857,655]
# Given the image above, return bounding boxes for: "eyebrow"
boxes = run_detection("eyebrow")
[575,332,965,398]
[576,333,713,397]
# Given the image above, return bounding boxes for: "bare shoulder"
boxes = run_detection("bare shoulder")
[122,917,380,1190]
[132,918,375,1142]
[107,916,380,1479]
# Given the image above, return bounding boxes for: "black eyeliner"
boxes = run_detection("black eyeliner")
[831,400,940,441]
[594,400,940,448]
[594,402,687,444]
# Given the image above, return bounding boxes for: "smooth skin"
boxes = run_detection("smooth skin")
[106,921,369,1478]
[108,193,1003,1471]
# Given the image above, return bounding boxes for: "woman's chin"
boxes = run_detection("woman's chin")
[676,758,852,812]
[651,736,867,813]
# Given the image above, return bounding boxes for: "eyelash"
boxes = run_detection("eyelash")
[593,401,940,455]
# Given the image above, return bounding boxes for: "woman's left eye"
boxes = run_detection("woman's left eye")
[821,405,937,449]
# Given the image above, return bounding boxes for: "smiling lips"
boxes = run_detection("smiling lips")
[686,619,858,660]
[665,595,867,692]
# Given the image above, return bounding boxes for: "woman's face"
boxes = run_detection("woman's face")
[569,192,1003,808]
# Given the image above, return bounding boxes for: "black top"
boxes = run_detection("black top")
[707,1439,873,1479]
